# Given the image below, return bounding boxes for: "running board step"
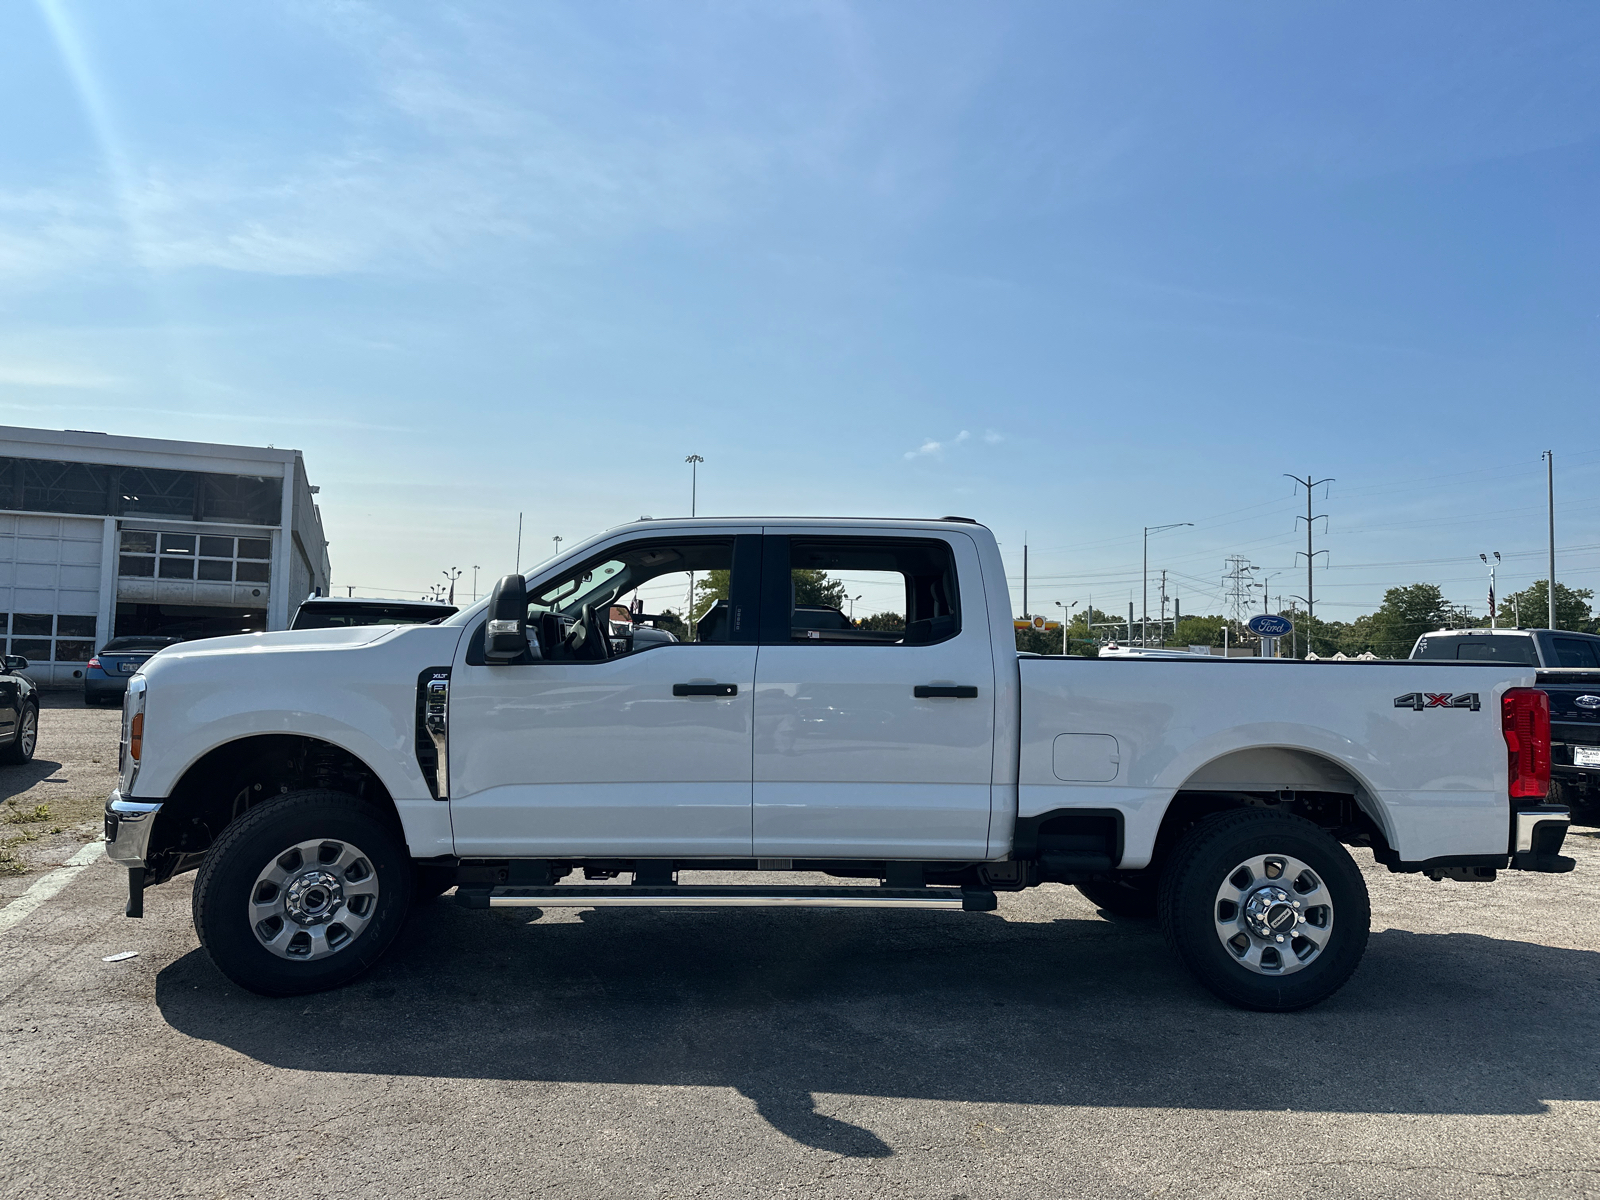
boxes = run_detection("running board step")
[456,885,998,912]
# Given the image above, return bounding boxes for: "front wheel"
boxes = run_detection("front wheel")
[1158,809,1370,1011]
[192,789,413,996]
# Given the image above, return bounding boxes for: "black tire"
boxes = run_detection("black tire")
[1076,876,1158,918]
[1158,808,1370,1012]
[192,789,414,997]
[0,703,37,765]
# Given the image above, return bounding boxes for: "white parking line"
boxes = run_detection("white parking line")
[0,840,105,937]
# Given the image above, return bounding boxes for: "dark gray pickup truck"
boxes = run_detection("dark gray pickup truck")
[1412,628,1600,818]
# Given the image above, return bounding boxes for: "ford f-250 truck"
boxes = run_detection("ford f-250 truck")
[104,517,1574,1011]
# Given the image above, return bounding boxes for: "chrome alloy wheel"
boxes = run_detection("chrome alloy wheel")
[1213,853,1334,976]
[18,707,35,756]
[248,838,379,961]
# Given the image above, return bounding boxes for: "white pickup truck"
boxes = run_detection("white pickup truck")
[105,517,1573,1011]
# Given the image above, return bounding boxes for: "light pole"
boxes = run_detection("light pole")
[552,535,562,559]
[1544,450,1556,629]
[685,455,704,637]
[472,565,481,603]
[1055,600,1079,655]
[442,567,461,605]
[1289,594,1310,658]
[1480,552,1500,628]
[1143,522,1192,647]
[685,454,703,517]
[848,594,861,621]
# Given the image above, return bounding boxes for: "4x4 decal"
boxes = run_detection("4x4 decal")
[1394,691,1480,712]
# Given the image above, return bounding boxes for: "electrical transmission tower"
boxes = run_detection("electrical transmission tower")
[1285,473,1333,644]
[1222,556,1257,637]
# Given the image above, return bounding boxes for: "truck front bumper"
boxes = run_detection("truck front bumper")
[104,790,162,869]
[1510,804,1574,873]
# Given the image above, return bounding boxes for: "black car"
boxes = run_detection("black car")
[84,636,181,706]
[0,653,37,764]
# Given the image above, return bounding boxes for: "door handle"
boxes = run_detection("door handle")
[673,683,738,697]
[914,685,978,699]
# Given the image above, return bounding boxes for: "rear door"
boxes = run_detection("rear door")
[750,529,996,859]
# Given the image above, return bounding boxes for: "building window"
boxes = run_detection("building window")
[0,457,285,526]
[57,615,96,638]
[120,528,274,587]
[1,613,99,662]
[13,613,52,637]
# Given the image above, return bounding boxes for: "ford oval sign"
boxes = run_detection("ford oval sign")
[1576,695,1600,710]
[1247,614,1294,638]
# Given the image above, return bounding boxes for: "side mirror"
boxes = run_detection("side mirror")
[484,574,529,663]
[3,655,27,673]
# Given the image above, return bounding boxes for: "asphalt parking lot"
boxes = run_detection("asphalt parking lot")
[2,693,1598,1199]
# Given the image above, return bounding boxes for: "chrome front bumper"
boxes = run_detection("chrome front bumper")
[104,791,163,868]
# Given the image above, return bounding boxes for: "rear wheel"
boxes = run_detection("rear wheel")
[0,703,37,764]
[1158,808,1369,1011]
[1076,875,1158,918]
[192,789,413,996]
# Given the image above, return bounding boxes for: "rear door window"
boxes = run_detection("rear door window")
[761,537,960,646]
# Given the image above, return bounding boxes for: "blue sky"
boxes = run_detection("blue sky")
[3,1,1597,620]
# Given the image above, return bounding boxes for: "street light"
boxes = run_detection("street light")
[684,455,704,637]
[1055,600,1079,655]
[442,567,462,605]
[471,564,481,603]
[1143,523,1192,646]
[848,594,862,621]
[1480,552,1501,628]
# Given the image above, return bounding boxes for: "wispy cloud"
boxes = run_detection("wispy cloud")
[905,429,970,460]
[0,361,119,388]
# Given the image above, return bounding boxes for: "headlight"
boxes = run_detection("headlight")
[120,676,146,793]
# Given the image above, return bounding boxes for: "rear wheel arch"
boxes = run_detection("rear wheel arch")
[1144,747,1395,875]
[146,734,402,885]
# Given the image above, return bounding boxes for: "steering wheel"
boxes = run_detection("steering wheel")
[564,589,618,658]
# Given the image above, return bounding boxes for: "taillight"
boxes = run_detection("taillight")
[129,712,143,761]
[87,656,101,670]
[1502,687,1550,799]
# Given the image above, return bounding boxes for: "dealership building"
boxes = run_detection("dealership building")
[0,427,330,687]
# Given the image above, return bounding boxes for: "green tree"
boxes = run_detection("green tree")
[691,569,730,622]
[859,611,905,632]
[792,569,848,609]
[1171,614,1228,648]
[1497,580,1594,631]
[1365,584,1450,658]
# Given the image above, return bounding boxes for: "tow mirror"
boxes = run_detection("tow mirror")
[484,574,529,663]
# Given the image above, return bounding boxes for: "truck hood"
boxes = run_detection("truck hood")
[150,624,401,663]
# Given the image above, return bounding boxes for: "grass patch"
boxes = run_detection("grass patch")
[4,803,50,825]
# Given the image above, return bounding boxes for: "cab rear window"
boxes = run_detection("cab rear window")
[1412,636,1539,665]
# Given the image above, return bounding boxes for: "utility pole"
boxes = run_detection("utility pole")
[1544,450,1556,629]
[1159,571,1168,646]
[1285,474,1333,656]
[1143,522,1192,647]
[1480,552,1500,628]
[1023,536,1029,619]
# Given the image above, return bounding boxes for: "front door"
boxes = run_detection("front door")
[751,530,997,860]
[449,531,762,858]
